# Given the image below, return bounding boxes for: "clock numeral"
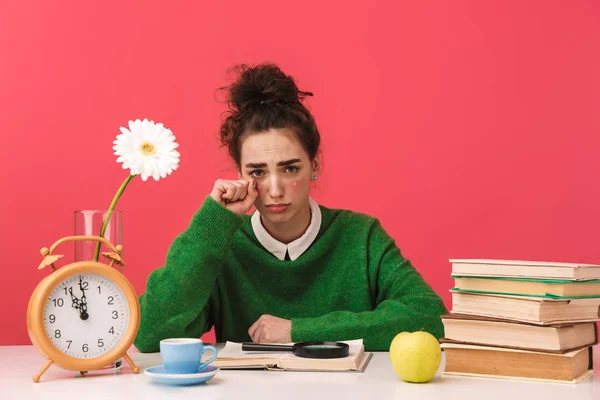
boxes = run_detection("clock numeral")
[98,339,104,348]
[112,310,119,319]
[109,327,115,335]
[82,344,89,353]
[49,314,56,323]
[54,329,61,339]
[81,281,89,290]
[66,340,72,349]
[108,296,114,305]
[64,287,69,295]
[97,286,101,294]
[52,298,64,307]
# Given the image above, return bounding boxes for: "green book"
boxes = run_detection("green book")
[451,275,600,299]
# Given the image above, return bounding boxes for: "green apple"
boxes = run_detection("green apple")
[389,330,441,383]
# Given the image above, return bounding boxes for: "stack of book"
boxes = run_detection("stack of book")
[441,259,600,383]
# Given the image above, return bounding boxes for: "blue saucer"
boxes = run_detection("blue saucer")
[144,365,219,386]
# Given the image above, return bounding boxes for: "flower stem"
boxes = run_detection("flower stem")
[93,174,136,262]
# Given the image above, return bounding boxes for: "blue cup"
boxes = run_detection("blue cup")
[160,338,218,374]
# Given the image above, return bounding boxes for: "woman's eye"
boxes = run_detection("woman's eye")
[284,166,299,173]
[250,170,264,177]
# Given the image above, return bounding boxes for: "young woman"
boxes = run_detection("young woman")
[134,63,447,352]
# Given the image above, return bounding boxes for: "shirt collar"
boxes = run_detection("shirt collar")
[251,198,321,261]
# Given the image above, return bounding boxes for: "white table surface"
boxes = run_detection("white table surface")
[1,345,598,400]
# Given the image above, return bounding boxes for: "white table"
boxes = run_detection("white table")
[1,345,598,399]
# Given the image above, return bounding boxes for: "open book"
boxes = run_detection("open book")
[211,339,372,372]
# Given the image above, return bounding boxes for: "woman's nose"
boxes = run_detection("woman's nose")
[268,175,284,198]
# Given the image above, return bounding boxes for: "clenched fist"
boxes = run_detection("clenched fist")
[210,179,258,216]
[248,314,292,344]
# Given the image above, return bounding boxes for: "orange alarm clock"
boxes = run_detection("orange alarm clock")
[27,235,140,382]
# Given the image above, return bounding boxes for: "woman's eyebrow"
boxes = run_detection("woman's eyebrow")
[245,162,267,168]
[245,159,301,168]
[277,159,301,167]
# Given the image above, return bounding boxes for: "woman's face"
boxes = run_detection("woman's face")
[239,128,318,224]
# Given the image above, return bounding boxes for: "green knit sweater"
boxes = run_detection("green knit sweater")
[134,196,447,352]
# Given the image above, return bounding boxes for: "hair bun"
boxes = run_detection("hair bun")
[217,62,320,166]
[227,63,312,110]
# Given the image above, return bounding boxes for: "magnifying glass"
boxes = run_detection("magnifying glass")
[241,341,350,359]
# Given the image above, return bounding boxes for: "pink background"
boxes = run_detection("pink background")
[2,1,600,345]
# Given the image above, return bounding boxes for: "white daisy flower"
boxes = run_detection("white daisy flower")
[113,118,180,181]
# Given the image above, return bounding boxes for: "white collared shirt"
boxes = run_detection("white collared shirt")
[251,198,322,261]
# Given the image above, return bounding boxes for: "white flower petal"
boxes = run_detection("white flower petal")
[114,119,180,181]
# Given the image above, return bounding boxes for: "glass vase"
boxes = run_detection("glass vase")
[74,209,122,269]
[74,209,123,371]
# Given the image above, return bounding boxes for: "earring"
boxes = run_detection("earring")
[313,175,318,180]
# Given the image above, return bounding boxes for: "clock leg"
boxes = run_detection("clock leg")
[122,352,140,374]
[33,359,54,383]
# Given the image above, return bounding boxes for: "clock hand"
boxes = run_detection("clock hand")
[68,287,80,311]
[78,275,89,321]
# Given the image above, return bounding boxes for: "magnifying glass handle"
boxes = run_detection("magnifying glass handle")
[242,343,294,352]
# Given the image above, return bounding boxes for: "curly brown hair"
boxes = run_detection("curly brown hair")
[217,63,321,167]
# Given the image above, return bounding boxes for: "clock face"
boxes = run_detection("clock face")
[43,273,130,359]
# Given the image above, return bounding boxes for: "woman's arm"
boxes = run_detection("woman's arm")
[290,219,448,351]
[133,196,243,352]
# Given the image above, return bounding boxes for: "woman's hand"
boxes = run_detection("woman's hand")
[248,315,292,344]
[210,179,258,216]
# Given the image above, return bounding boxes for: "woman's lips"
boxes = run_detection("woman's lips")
[266,203,290,213]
